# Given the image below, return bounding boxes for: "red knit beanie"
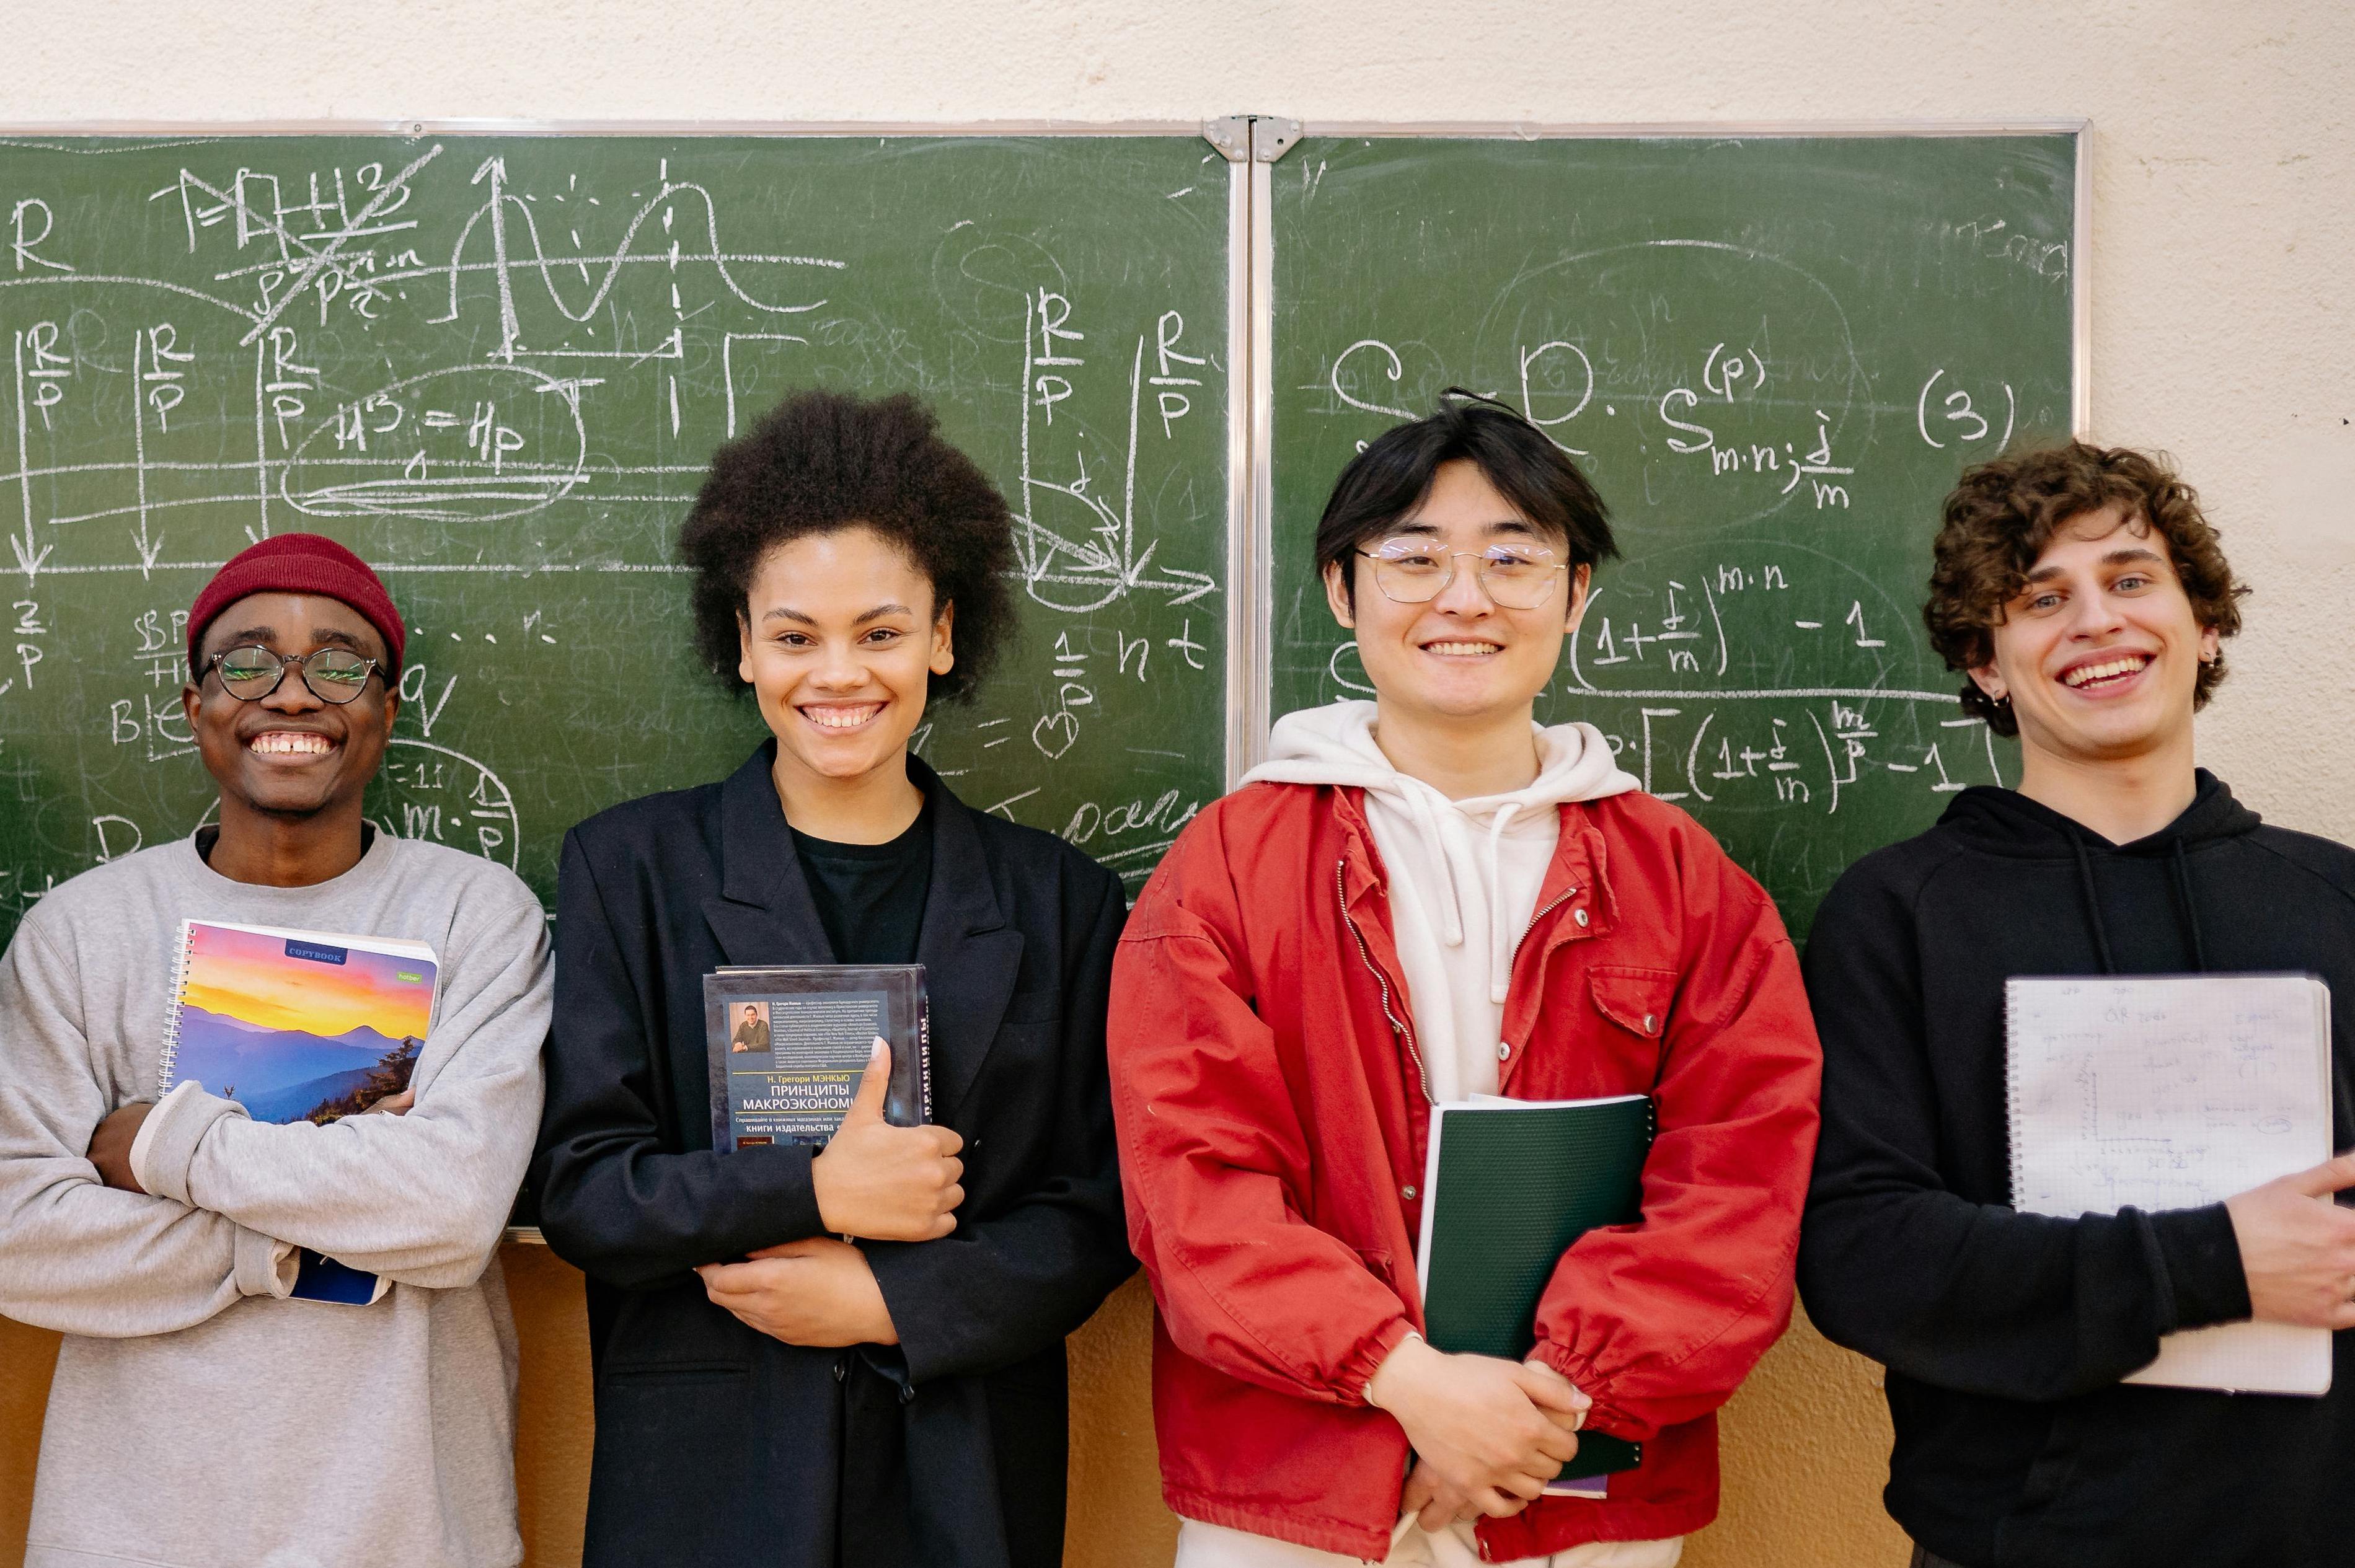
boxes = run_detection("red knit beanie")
[187,534,406,674]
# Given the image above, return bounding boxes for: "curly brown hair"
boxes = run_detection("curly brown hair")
[677,389,1018,704]
[1923,441,2247,737]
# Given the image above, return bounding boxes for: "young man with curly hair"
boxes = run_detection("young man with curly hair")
[1110,394,1821,1567]
[1800,442,2355,1568]
[532,390,1134,1568]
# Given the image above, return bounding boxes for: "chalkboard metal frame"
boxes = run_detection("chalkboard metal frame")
[1233,118,2090,775]
[0,119,1217,136]
[1227,118,1280,785]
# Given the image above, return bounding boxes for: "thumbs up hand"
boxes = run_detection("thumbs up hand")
[810,1039,965,1241]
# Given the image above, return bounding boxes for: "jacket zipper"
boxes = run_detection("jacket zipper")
[1516,884,1580,960]
[1337,859,1434,1106]
[1482,886,1581,1079]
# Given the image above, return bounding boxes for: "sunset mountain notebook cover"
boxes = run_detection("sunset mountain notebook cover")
[159,920,440,1305]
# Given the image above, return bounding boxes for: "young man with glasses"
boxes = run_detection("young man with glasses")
[0,533,551,1568]
[1110,394,1821,1567]
[1800,444,2355,1568]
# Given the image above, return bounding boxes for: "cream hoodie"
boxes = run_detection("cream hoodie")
[1244,700,1640,1101]
[1203,701,1677,1568]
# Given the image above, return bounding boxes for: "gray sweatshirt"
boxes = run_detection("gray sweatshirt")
[0,830,550,1568]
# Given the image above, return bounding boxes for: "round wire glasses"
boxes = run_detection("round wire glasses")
[202,645,383,705]
[1354,539,1568,609]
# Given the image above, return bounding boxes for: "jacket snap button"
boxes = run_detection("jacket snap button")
[1573,908,1590,927]
[1401,1184,1417,1200]
[1496,1041,1511,1061]
[1643,1013,1656,1033]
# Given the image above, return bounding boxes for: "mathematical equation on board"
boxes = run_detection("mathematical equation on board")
[0,140,1230,921]
[1566,550,2004,816]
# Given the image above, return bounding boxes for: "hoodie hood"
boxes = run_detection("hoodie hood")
[1933,770,2261,974]
[1244,700,1640,1005]
[1935,769,2260,857]
[1245,699,1641,808]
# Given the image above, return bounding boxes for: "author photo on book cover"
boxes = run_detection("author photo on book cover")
[731,1001,772,1055]
[0,534,553,1568]
[531,389,1136,1568]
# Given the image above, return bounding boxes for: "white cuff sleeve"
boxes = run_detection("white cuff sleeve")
[128,1080,196,1197]
[131,1080,247,1206]
[232,1226,299,1297]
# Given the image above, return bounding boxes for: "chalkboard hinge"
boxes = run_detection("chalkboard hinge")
[1252,117,1303,163]
[1204,115,1302,164]
[1203,117,1252,163]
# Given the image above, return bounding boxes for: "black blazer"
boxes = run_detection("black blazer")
[532,744,1134,1568]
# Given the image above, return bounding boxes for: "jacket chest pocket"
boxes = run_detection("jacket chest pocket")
[1584,965,1677,1070]
[987,990,1064,1069]
[1002,989,1061,1028]
[957,989,1063,1125]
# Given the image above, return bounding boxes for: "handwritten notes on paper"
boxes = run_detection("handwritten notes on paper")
[2006,974,2335,1394]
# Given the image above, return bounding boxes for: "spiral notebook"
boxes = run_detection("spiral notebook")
[2005,974,2334,1394]
[161,920,441,1305]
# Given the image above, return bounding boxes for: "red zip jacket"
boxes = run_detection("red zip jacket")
[1108,780,1821,1560]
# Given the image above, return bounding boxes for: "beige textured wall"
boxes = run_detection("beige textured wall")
[4,2,2351,1565]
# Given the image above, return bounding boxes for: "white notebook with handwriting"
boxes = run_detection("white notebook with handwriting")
[2005,973,2335,1396]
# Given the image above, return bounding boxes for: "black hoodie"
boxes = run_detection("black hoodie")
[1799,772,2355,1568]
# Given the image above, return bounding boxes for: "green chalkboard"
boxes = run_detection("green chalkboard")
[0,133,1232,936]
[1270,133,2077,935]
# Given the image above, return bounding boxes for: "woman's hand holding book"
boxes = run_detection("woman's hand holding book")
[697,1237,900,1347]
[810,1039,965,1241]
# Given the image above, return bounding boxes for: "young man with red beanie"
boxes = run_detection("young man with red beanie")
[0,534,551,1568]
[1109,395,1821,1567]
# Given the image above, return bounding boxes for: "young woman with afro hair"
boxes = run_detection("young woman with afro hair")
[533,390,1134,1568]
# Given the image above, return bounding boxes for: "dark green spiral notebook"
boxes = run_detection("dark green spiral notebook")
[1413,1093,1655,1494]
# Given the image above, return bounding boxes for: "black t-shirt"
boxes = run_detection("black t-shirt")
[788,803,934,1568]
[790,804,932,967]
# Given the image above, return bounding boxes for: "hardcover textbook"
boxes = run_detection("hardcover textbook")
[704,964,932,1152]
[160,920,441,1305]
[1416,1093,1656,1494]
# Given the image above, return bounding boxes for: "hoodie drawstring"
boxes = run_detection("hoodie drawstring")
[2072,837,2212,976]
[1394,784,1525,1003]
[1399,783,1468,949]
[2071,839,2118,976]
[2168,840,2210,972]
[1485,803,1522,1003]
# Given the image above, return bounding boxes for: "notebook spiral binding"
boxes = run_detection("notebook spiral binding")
[156,919,198,1098]
[2000,978,2026,1207]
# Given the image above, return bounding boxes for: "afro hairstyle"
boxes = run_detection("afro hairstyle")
[678,389,1020,705]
